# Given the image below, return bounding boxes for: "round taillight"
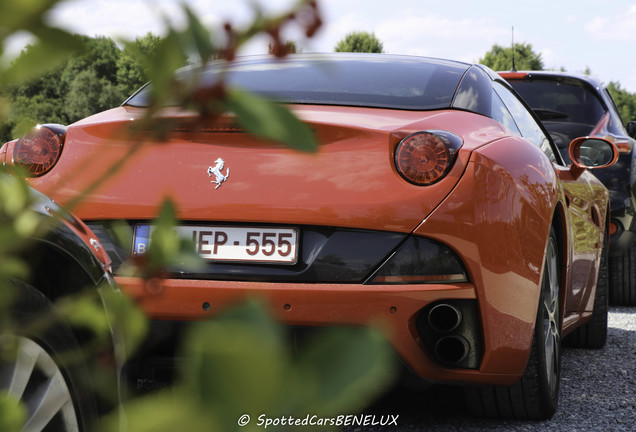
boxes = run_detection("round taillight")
[14,125,65,177]
[395,131,462,185]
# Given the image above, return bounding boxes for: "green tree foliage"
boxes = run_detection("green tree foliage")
[334,31,384,53]
[479,43,544,71]
[608,81,636,124]
[117,33,167,96]
[65,68,124,120]
[62,36,121,85]
[1,34,168,141]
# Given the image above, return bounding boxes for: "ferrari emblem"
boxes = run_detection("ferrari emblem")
[207,158,230,189]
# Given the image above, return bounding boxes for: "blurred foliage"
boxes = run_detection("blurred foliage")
[0,169,38,287]
[118,199,205,280]
[98,301,395,432]
[334,31,384,53]
[480,42,544,72]
[0,393,26,432]
[269,40,300,55]
[0,0,395,431]
[117,33,165,96]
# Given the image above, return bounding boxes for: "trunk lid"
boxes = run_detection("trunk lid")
[29,105,506,234]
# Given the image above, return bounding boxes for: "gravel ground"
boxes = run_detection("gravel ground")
[351,306,636,432]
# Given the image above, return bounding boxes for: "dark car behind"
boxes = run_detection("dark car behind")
[500,71,636,306]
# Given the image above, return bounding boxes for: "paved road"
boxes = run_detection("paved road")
[350,306,636,432]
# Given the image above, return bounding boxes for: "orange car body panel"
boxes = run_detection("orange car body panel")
[25,106,505,231]
[19,100,609,385]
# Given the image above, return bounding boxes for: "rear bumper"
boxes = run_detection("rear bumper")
[117,276,524,386]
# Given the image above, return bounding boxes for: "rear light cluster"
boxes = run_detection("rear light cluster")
[395,130,463,185]
[13,124,66,177]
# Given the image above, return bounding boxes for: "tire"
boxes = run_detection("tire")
[609,241,636,305]
[0,281,97,431]
[465,228,561,420]
[564,228,608,349]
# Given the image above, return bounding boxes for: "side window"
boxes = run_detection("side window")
[494,82,558,164]
[452,65,493,117]
[491,91,521,136]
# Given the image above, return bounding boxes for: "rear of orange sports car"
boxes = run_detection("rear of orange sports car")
[0,54,611,416]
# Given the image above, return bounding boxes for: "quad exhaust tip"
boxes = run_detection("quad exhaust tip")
[435,335,470,365]
[428,303,463,333]
[417,300,482,369]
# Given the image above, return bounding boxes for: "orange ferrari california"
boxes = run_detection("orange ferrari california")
[1,54,618,419]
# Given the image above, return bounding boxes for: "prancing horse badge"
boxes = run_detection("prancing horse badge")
[207,158,230,189]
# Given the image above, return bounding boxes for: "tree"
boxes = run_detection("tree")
[65,68,124,121]
[117,33,167,96]
[0,34,167,140]
[61,36,121,85]
[608,81,636,124]
[334,31,384,53]
[479,43,543,71]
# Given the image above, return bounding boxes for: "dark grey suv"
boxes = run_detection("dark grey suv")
[500,71,636,306]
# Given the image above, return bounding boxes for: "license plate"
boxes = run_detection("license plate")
[133,225,299,264]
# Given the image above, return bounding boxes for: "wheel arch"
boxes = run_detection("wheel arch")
[19,238,102,302]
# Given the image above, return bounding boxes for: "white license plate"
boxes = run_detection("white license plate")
[133,225,299,264]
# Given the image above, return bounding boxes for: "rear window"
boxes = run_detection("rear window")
[508,78,606,126]
[125,54,470,110]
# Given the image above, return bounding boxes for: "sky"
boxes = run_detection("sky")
[9,0,636,91]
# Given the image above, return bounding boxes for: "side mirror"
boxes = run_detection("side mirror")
[568,137,618,178]
[627,121,636,139]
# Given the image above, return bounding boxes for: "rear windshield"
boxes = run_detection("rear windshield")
[125,54,470,110]
[508,78,606,126]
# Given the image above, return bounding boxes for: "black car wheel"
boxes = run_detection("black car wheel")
[565,229,608,349]
[609,242,636,306]
[1,281,97,431]
[465,228,561,419]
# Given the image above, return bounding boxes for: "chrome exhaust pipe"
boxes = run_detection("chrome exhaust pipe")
[428,303,463,333]
[434,335,470,365]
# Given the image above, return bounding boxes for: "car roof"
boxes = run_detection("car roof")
[498,70,606,88]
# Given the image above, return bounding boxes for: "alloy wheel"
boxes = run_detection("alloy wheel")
[1,335,79,432]
[542,236,561,399]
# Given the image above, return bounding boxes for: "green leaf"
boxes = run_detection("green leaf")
[107,221,133,255]
[56,293,112,345]
[1,28,84,85]
[180,301,289,429]
[98,286,148,360]
[0,257,29,281]
[183,5,216,62]
[145,30,187,107]
[0,393,26,432]
[292,326,396,415]
[97,389,214,432]
[226,87,318,153]
[0,0,60,32]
